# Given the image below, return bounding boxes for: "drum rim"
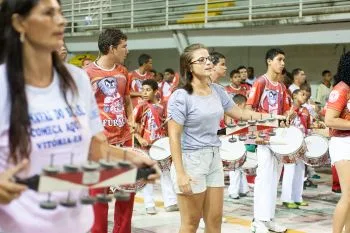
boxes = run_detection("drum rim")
[270,126,305,155]
[220,138,246,160]
[149,137,171,161]
[304,134,329,160]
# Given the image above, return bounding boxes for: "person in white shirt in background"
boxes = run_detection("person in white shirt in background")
[247,66,257,86]
[289,68,306,93]
[315,70,333,107]
[160,68,175,99]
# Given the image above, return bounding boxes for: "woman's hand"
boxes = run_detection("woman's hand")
[126,151,161,183]
[177,172,193,195]
[255,136,269,145]
[0,160,28,204]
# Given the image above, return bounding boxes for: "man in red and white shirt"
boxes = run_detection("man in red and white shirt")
[247,48,290,233]
[129,54,153,107]
[85,28,134,233]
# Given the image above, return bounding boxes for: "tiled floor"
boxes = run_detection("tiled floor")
[108,173,338,233]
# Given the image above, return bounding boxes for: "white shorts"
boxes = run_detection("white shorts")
[170,147,224,194]
[329,136,350,164]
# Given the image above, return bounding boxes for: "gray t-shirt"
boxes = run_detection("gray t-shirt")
[168,83,234,150]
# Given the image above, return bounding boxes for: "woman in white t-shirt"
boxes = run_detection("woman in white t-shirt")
[0,1,159,233]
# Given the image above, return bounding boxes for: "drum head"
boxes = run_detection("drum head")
[220,136,246,161]
[149,137,171,161]
[305,135,328,158]
[242,152,258,169]
[269,126,304,155]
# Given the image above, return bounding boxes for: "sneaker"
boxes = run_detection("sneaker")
[165,204,179,212]
[239,192,248,197]
[266,219,287,233]
[229,194,240,200]
[146,207,157,215]
[304,179,318,189]
[295,201,309,206]
[251,219,269,233]
[282,202,299,209]
[199,218,205,229]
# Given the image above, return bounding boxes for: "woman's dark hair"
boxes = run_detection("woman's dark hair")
[334,52,350,86]
[1,0,77,163]
[180,43,207,94]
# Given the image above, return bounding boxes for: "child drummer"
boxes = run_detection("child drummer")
[226,94,251,199]
[133,79,178,214]
[280,89,310,209]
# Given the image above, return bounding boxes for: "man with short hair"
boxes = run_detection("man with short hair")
[84,28,134,233]
[247,66,256,86]
[315,70,332,107]
[209,52,227,83]
[247,48,291,233]
[289,68,306,93]
[129,53,153,107]
[238,65,252,91]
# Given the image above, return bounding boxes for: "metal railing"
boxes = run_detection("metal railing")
[61,0,350,34]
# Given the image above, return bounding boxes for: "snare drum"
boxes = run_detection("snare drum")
[242,152,258,176]
[115,147,147,193]
[301,134,329,167]
[269,126,307,164]
[220,135,247,171]
[149,137,172,172]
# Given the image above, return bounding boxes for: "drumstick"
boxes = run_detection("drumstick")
[267,141,288,145]
[160,117,171,128]
[150,144,168,151]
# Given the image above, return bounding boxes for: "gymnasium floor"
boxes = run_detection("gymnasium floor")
[108,172,337,233]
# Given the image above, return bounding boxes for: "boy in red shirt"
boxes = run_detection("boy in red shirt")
[281,89,310,209]
[129,54,153,107]
[225,69,249,98]
[247,48,291,233]
[133,79,178,215]
[84,28,134,233]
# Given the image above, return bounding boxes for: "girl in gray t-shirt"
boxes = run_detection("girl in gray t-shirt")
[168,43,284,232]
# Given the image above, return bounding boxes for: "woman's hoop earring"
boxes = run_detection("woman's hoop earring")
[20,32,25,43]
